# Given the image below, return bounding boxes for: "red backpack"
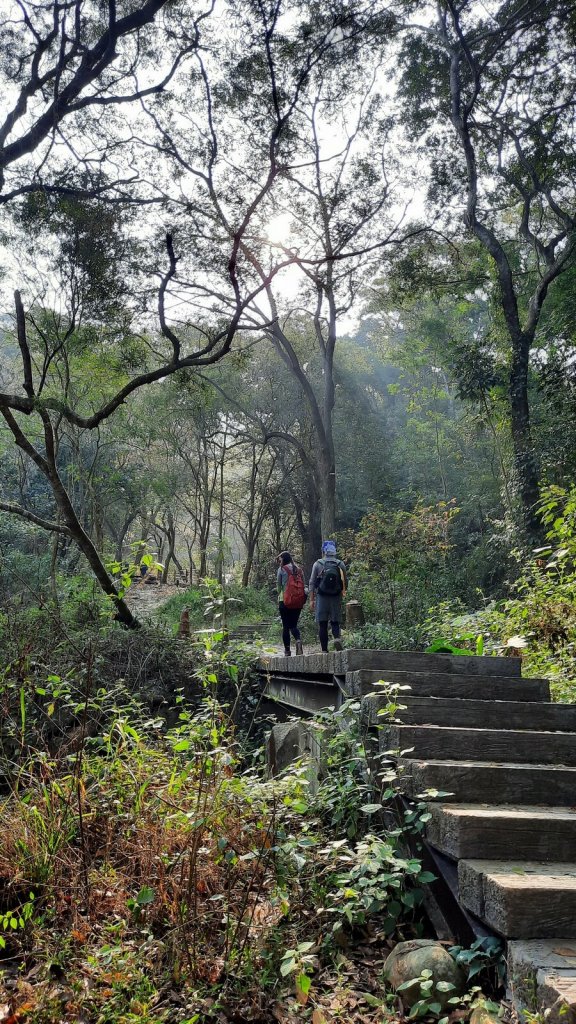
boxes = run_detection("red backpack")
[283,563,306,609]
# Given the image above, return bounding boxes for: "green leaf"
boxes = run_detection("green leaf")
[173,740,190,751]
[296,973,311,995]
[418,871,437,883]
[136,886,155,906]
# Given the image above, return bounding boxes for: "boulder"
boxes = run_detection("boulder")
[383,939,466,1010]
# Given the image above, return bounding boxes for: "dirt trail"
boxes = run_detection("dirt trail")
[126,581,179,619]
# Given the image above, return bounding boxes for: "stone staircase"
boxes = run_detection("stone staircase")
[226,620,274,643]
[260,649,576,1021]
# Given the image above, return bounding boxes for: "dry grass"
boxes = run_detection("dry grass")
[0,721,290,1024]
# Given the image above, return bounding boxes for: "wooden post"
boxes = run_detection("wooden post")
[178,608,190,638]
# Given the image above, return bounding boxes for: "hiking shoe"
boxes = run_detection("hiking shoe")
[284,648,292,656]
[295,641,304,656]
[333,639,342,652]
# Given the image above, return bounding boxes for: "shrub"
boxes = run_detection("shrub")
[423,485,576,701]
[158,581,275,634]
[345,621,427,651]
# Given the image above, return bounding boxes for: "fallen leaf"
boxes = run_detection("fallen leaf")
[552,947,576,957]
[312,1011,328,1024]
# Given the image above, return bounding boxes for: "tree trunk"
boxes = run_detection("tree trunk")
[49,472,139,627]
[318,453,336,538]
[161,513,182,582]
[509,335,542,539]
[5,407,139,629]
[114,512,137,563]
[242,543,255,588]
[299,488,322,579]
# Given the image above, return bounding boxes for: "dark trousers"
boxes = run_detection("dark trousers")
[319,620,341,652]
[279,603,302,649]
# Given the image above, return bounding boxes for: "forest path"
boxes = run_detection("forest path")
[126,581,179,619]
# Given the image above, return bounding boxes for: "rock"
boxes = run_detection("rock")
[383,939,466,1010]
[266,721,320,795]
[267,721,318,772]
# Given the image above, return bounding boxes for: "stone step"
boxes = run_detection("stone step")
[350,669,549,702]
[399,757,576,805]
[263,649,522,678]
[364,694,571,730]
[229,621,274,635]
[508,939,576,1024]
[342,650,521,675]
[426,804,576,862]
[459,859,576,938]
[382,724,576,765]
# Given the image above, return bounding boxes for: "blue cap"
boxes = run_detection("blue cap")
[322,540,336,555]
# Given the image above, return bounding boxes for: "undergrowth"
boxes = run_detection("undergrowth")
[0,572,508,1022]
[342,486,576,701]
[157,581,275,635]
[0,625,438,1023]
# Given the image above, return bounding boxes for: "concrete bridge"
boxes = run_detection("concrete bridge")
[260,648,576,1023]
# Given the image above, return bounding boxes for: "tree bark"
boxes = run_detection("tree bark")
[1,405,139,628]
[510,334,541,536]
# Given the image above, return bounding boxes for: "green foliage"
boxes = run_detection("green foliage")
[0,893,36,950]
[423,484,576,700]
[309,699,377,840]
[343,500,460,629]
[449,937,506,988]
[322,834,430,937]
[345,621,427,651]
[396,967,457,1020]
[156,584,206,628]
[159,581,274,634]
[279,941,316,1005]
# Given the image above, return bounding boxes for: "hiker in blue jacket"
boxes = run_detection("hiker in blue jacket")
[309,540,347,653]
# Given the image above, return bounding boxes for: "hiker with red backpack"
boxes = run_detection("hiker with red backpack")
[309,540,347,653]
[277,550,306,656]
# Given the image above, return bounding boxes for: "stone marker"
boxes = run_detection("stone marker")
[267,721,320,793]
[346,600,365,628]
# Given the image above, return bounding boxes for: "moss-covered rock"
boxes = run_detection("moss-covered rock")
[383,939,466,1010]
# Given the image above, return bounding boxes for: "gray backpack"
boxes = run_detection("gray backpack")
[317,558,343,596]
